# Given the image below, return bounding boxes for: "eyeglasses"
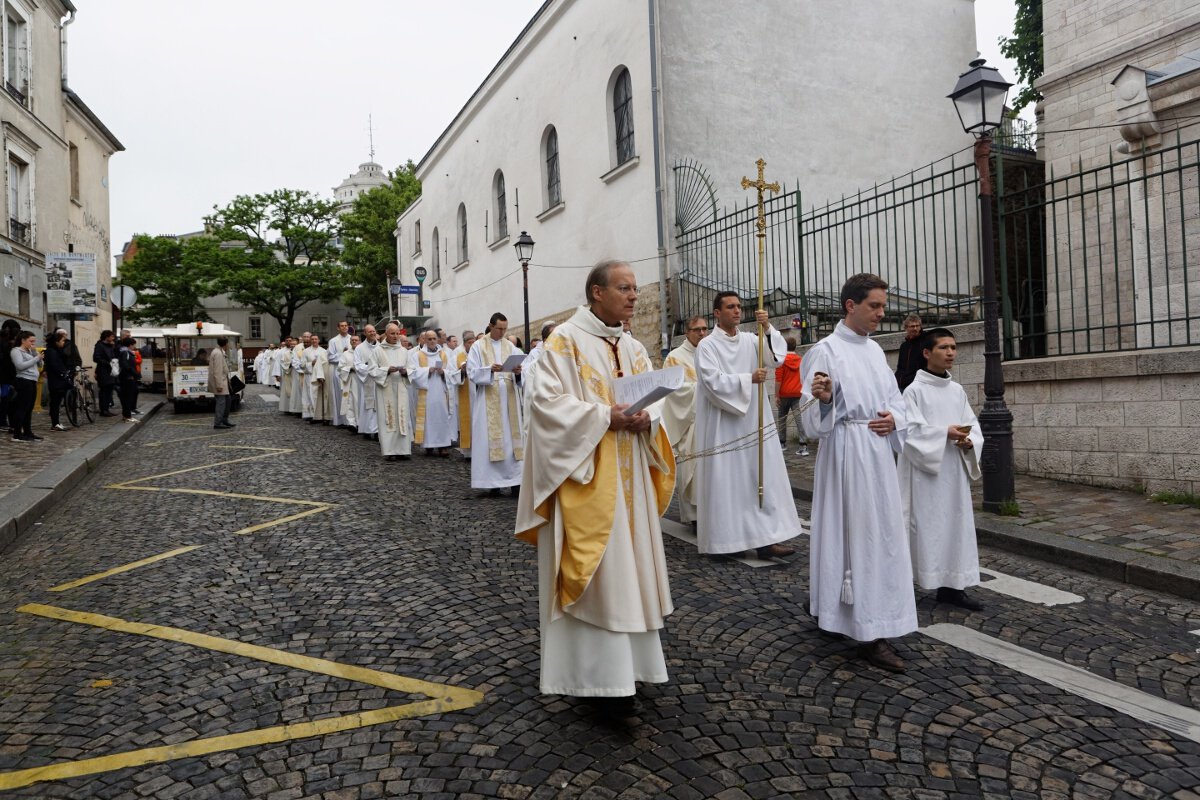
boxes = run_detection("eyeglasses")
[687,326,709,333]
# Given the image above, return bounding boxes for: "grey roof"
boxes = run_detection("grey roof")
[1146,47,1200,86]
[63,85,125,152]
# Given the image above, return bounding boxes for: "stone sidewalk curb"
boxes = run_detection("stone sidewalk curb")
[0,400,164,556]
[789,480,1200,602]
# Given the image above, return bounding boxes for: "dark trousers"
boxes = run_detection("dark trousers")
[0,385,11,429]
[12,378,36,437]
[98,381,115,414]
[118,379,138,419]
[777,395,802,444]
[213,394,231,427]
[48,385,67,426]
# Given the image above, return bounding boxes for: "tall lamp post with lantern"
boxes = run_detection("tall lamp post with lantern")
[513,231,535,348]
[948,58,1015,512]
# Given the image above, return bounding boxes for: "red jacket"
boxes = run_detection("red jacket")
[775,352,802,398]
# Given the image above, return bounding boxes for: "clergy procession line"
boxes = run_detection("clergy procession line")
[255,262,986,718]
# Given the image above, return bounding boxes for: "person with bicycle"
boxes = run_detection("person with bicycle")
[44,331,73,432]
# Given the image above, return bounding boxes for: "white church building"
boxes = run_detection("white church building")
[397,0,978,354]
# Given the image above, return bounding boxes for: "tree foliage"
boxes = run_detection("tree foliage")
[340,162,422,321]
[204,189,347,339]
[999,0,1043,114]
[116,234,218,325]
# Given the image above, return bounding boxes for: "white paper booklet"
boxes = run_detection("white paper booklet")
[499,353,525,372]
[615,366,685,415]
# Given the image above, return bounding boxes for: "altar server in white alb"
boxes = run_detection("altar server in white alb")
[514,259,676,718]
[661,315,707,525]
[899,327,984,610]
[801,273,916,673]
[467,313,524,496]
[370,323,413,462]
[354,325,380,440]
[409,330,459,456]
[693,293,803,558]
[288,334,308,415]
[277,337,294,413]
[327,320,353,427]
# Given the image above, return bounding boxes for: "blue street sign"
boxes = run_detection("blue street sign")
[398,285,420,295]
[422,300,431,309]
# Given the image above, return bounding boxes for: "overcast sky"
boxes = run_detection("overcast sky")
[67,1,1023,269]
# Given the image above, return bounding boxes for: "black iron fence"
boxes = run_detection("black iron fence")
[672,133,1200,359]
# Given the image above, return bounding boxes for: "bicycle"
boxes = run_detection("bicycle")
[64,367,97,427]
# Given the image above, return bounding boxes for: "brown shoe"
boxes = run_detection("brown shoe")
[756,543,795,559]
[859,639,906,673]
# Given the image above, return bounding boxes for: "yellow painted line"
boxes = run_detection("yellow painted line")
[235,505,332,535]
[107,449,294,488]
[48,546,204,592]
[144,427,266,447]
[1,604,483,791]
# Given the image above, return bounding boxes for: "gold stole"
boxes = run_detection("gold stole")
[479,337,523,462]
[515,332,675,609]
[456,350,471,449]
[414,348,452,445]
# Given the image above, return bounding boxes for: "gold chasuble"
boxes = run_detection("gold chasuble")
[515,306,675,628]
[456,350,471,449]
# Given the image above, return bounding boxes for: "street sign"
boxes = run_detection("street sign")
[112,285,139,309]
[414,266,428,283]
[389,283,403,295]
[399,285,420,295]
[422,300,431,309]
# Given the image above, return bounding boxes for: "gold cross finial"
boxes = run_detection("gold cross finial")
[741,158,780,235]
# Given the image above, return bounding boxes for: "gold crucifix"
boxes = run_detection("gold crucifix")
[741,158,779,508]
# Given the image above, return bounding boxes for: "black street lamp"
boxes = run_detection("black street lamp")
[949,58,1015,513]
[514,231,535,348]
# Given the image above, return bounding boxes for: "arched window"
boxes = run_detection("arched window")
[414,220,421,254]
[493,171,508,240]
[544,126,562,208]
[612,68,635,165]
[431,227,440,281]
[457,203,468,264]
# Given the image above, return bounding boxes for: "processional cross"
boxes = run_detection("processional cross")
[741,158,780,509]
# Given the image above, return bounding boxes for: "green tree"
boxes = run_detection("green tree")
[999,0,1043,114]
[116,234,218,325]
[340,161,422,321]
[204,189,347,339]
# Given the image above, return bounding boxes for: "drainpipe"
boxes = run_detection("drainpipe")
[60,7,76,88]
[648,0,669,359]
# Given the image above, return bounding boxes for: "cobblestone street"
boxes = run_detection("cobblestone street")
[3,387,1200,799]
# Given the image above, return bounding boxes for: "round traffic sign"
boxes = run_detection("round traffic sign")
[414,266,428,283]
[112,285,138,309]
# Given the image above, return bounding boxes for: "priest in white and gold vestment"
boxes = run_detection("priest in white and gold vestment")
[514,260,676,716]
[369,323,413,462]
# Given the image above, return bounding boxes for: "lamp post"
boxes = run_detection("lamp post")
[949,58,1015,512]
[514,231,535,348]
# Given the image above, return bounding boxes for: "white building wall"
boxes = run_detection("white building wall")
[398,0,660,343]
[657,0,978,221]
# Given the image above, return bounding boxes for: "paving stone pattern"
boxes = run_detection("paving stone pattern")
[1,388,1199,798]
[0,404,136,498]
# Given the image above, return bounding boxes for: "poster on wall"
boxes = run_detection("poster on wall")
[46,252,98,315]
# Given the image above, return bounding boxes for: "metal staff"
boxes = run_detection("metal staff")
[741,159,779,508]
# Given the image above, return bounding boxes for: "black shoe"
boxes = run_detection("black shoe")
[29,434,43,440]
[508,486,520,497]
[224,422,236,427]
[936,587,983,611]
[398,454,411,461]
[590,695,639,718]
[214,423,234,429]
[99,411,116,417]
[487,488,501,497]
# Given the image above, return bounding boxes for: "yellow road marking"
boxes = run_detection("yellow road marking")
[144,427,267,446]
[49,546,204,592]
[0,604,483,791]
[51,446,335,591]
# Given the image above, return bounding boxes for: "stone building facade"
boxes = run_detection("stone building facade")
[0,1,121,363]
[396,0,976,358]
